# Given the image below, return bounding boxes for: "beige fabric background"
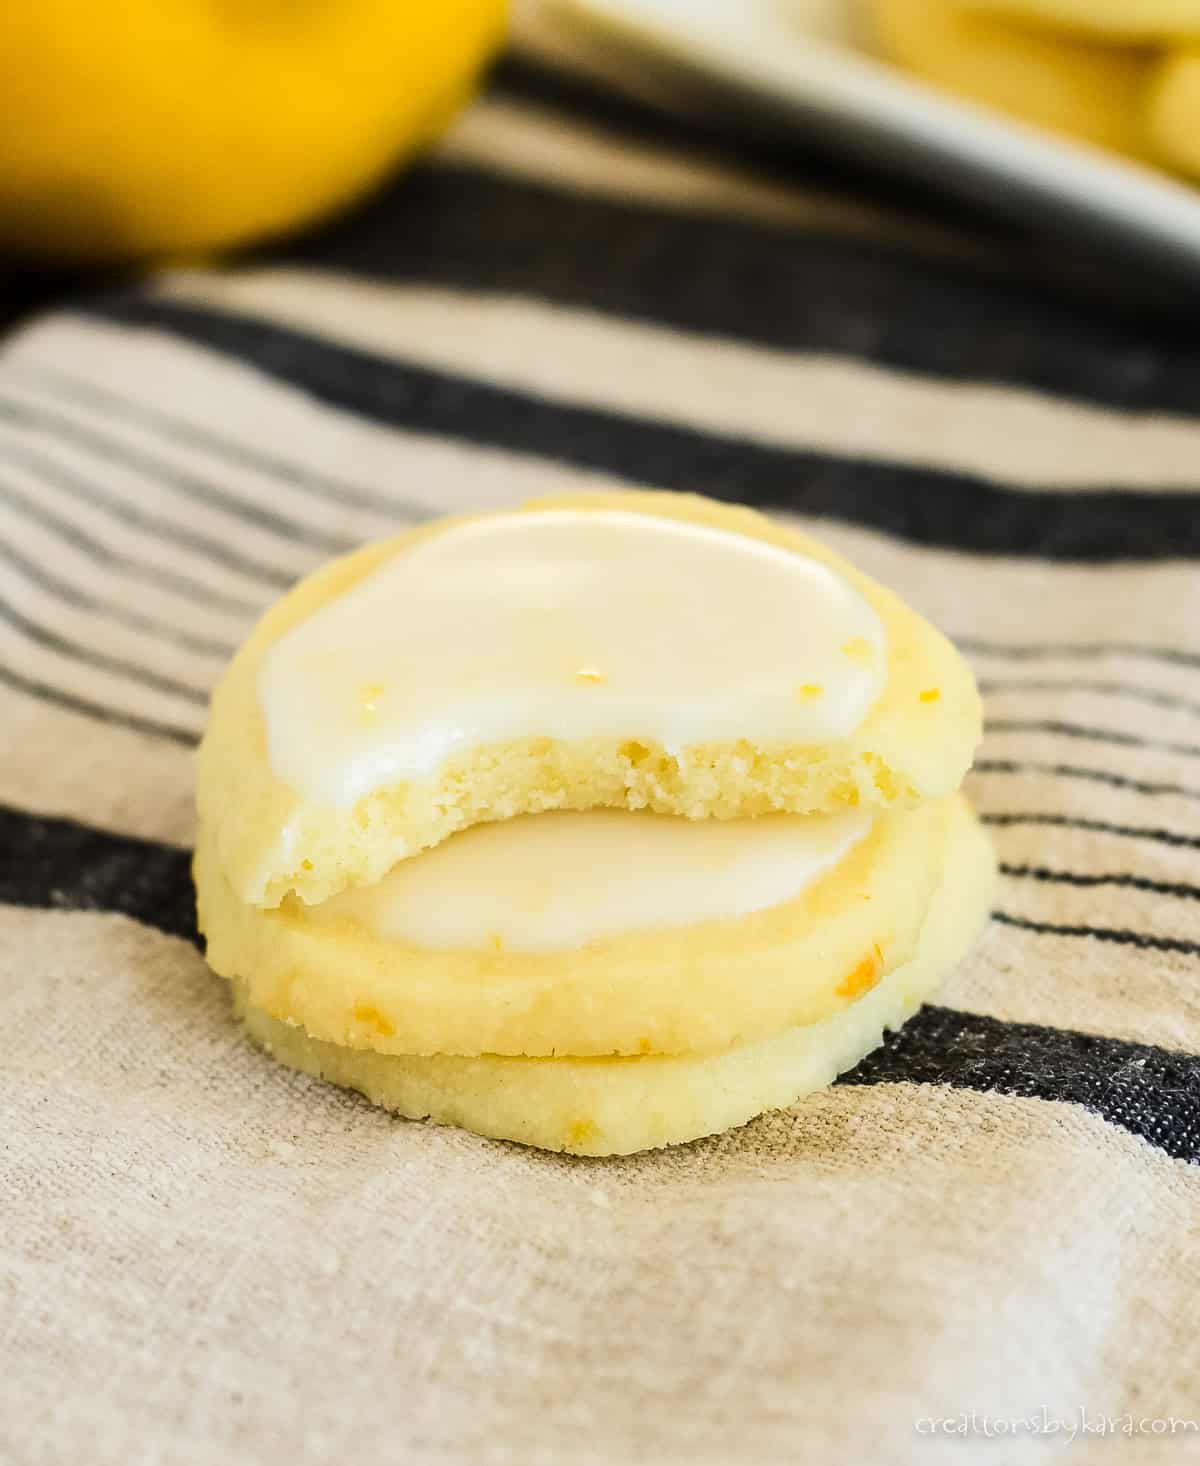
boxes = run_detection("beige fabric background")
[4,22,1200,1466]
[3,904,1198,1466]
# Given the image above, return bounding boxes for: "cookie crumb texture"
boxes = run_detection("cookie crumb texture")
[199,491,981,909]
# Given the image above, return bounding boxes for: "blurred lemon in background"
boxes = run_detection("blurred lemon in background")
[0,0,507,262]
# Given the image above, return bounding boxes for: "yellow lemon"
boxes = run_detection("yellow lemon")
[0,0,508,262]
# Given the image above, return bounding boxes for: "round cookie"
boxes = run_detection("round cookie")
[1146,50,1200,177]
[963,0,1200,42]
[230,797,995,1155]
[196,796,955,1059]
[198,490,981,909]
[869,0,1155,160]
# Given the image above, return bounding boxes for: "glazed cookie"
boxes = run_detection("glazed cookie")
[198,490,981,908]
[196,796,954,1059]
[229,796,995,1155]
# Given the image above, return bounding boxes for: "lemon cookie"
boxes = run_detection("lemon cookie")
[197,795,953,1059]
[230,796,994,1155]
[199,490,981,908]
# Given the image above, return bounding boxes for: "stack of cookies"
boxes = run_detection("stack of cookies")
[195,491,993,1155]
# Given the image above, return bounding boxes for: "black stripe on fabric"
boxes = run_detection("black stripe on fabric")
[1001,864,1200,903]
[841,1005,1200,1162]
[984,720,1200,761]
[492,57,1200,320]
[0,473,264,619]
[975,759,1200,803]
[960,638,1200,672]
[0,804,197,941]
[0,665,199,746]
[0,395,357,560]
[2,802,1196,1161]
[980,679,1200,718]
[489,56,1023,270]
[79,297,1200,561]
[13,382,1200,669]
[0,583,209,707]
[0,533,234,661]
[264,159,1200,417]
[992,910,1200,957]
[983,813,1200,851]
[494,54,730,151]
[9,365,435,524]
[0,429,294,595]
[492,55,969,225]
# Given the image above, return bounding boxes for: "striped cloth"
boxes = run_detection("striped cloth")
[4,44,1200,1466]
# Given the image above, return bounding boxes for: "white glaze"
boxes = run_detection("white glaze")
[259,510,886,807]
[306,807,872,952]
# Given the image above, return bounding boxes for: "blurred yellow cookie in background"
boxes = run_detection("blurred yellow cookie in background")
[868,0,1154,159]
[962,0,1200,43]
[0,0,507,262]
[1147,50,1200,176]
